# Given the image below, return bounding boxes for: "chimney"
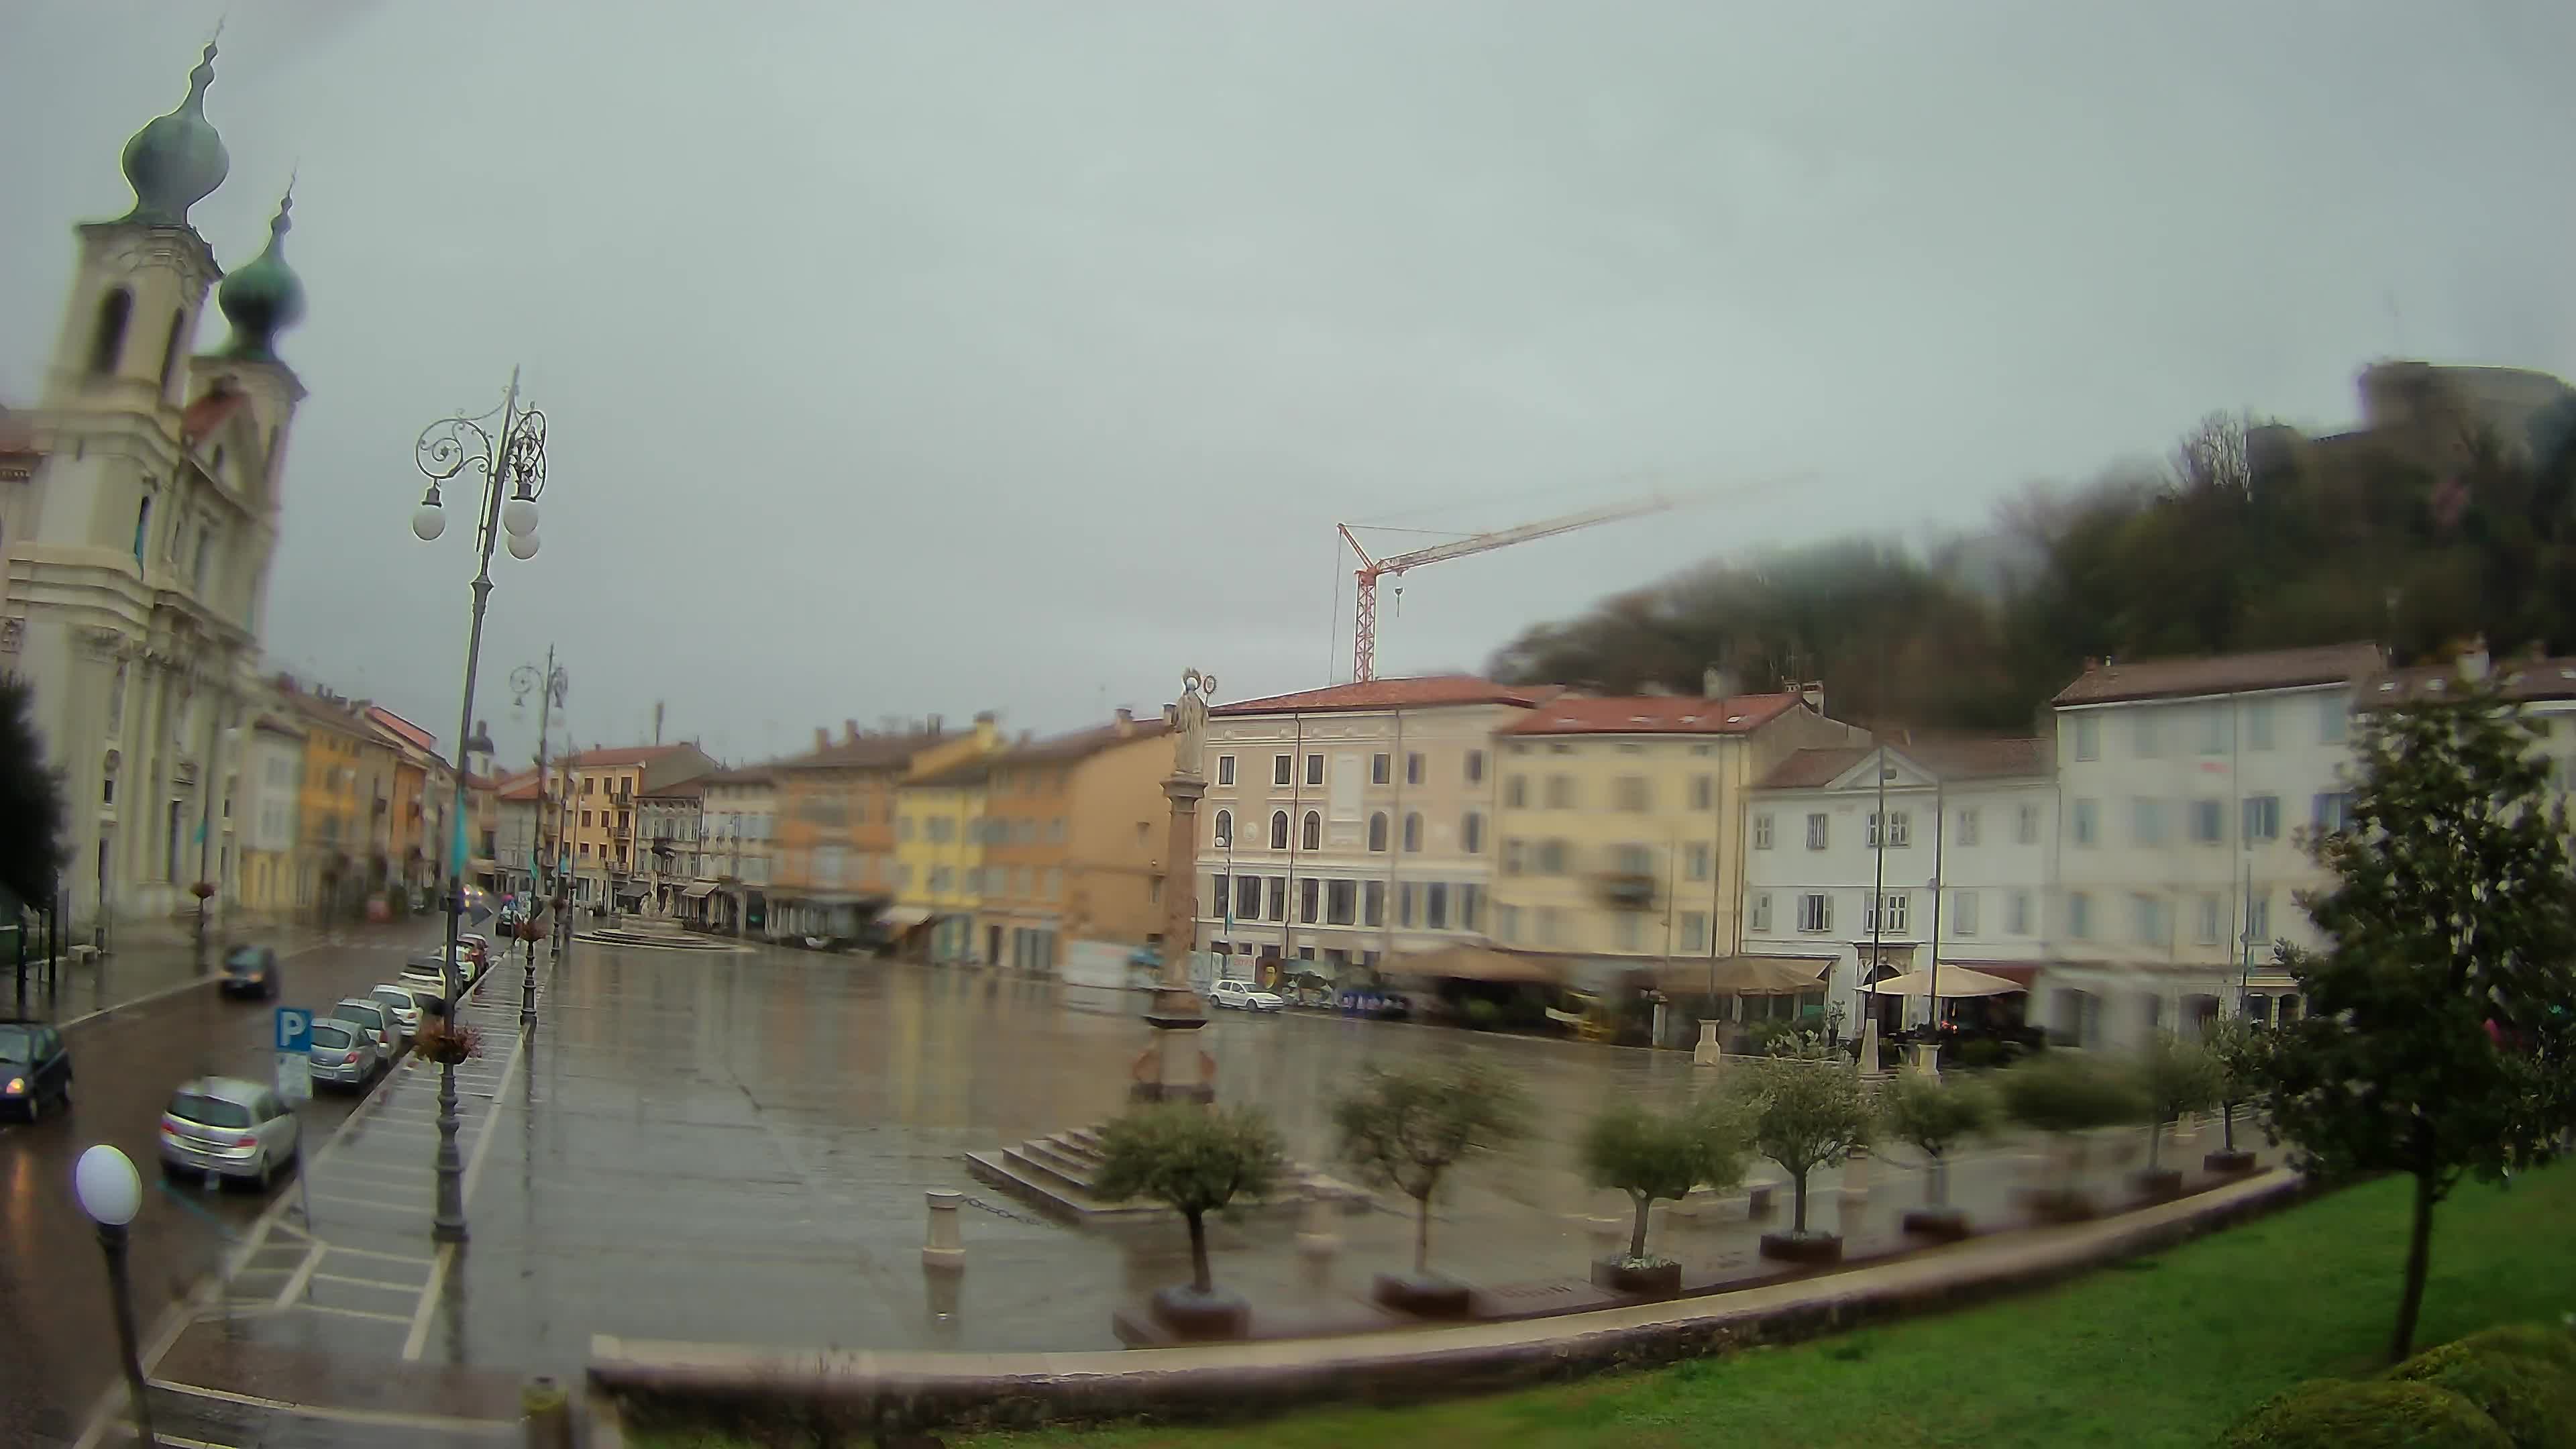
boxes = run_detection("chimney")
[1799,680,1827,715]
[1114,707,1135,736]
[1703,664,1735,699]
[843,718,860,745]
[973,710,998,747]
[814,727,830,751]
[2458,635,2490,682]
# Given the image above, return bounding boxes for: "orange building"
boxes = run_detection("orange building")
[974,709,1173,971]
[769,721,951,941]
[559,743,716,912]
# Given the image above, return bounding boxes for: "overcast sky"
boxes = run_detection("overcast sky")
[6,1,2571,765]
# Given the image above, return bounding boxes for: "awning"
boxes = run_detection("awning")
[1659,955,1833,996]
[1387,943,1566,986]
[877,905,935,931]
[1865,966,2025,998]
[681,881,719,900]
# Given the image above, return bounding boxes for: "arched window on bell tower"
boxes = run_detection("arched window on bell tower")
[158,308,189,395]
[89,288,133,376]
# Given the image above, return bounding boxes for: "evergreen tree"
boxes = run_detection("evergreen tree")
[0,674,66,910]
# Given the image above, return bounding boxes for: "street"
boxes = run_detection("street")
[0,926,478,1447]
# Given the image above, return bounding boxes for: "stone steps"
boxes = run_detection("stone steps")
[967,1122,1369,1224]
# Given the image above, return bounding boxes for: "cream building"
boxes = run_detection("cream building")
[1487,688,1861,997]
[694,763,776,934]
[1192,676,1556,979]
[4,42,308,936]
[2045,643,2384,1049]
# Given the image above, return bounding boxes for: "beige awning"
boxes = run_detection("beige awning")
[1672,955,1833,996]
[681,881,719,900]
[877,905,936,930]
[1387,943,1567,986]
[1865,965,2025,998]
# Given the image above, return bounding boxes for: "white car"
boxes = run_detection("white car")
[368,983,427,1037]
[1208,979,1285,1012]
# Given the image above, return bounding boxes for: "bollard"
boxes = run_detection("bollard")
[922,1189,966,1271]
[1692,1020,1723,1066]
[1294,1191,1342,1287]
[521,1375,572,1449]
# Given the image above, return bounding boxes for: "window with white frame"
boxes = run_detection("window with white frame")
[2133,710,2163,758]
[1464,749,1485,784]
[1305,753,1324,786]
[1502,839,1525,874]
[1406,752,1424,786]
[1505,775,1527,808]
[1753,812,1774,849]
[1371,753,1391,785]
[1805,812,1829,850]
[1866,810,1911,847]
[2195,892,2222,945]
[1796,892,1833,932]
[2133,893,2168,945]
[2189,798,2224,844]
[1749,892,1772,932]
[2246,700,2274,750]
[1547,775,1575,808]
[1217,755,1236,786]
[1684,842,1711,881]
[2243,794,2281,842]
[2311,791,2354,834]
[1950,889,1979,936]
[2198,708,2227,755]
[1956,808,1980,847]
[2007,890,2031,935]
[1462,812,1484,853]
[2073,716,2100,761]
[2318,697,2348,743]
[1689,774,1713,810]
[1680,911,1709,952]
[2245,891,2271,946]
[2017,802,2040,844]
[1864,892,1909,934]
[2068,890,2093,939]
[2072,798,2098,846]
[1402,812,1423,852]
[1273,753,1292,786]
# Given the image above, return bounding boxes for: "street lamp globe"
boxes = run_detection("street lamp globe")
[411,496,447,543]
[506,530,540,561]
[501,492,539,539]
[74,1144,142,1226]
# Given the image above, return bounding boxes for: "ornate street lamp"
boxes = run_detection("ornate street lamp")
[511,648,569,1030]
[74,1145,153,1446]
[411,368,549,1244]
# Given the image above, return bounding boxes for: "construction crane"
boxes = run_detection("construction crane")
[1339,494,1680,682]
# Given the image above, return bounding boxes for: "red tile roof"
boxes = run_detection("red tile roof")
[1212,675,1560,717]
[695,763,777,787]
[2051,643,2385,706]
[1757,735,2054,790]
[2365,655,2576,708]
[775,731,950,771]
[181,386,248,447]
[638,777,707,798]
[1504,692,1805,738]
[1000,716,1173,764]
[564,744,694,768]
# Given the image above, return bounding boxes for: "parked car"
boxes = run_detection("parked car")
[0,1019,73,1120]
[159,1077,300,1187]
[304,1018,383,1089]
[219,945,282,1000]
[398,953,462,1011]
[1208,979,1285,1013]
[330,998,402,1056]
[367,984,427,1038]
[458,934,492,975]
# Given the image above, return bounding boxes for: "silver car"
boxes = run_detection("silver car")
[330,998,401,1056]
[158,1077,301,1187]
[305,1018,382,1089]
[368,984,426,1037]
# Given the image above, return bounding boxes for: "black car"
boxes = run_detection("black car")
[0,1020,73,1120]
[220,945,282,1000]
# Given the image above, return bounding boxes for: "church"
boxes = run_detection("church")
[3,38,307,938]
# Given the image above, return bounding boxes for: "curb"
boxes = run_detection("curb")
[594,1169,2310,1440]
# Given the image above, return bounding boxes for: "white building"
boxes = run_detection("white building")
[1740,736,2057,1040]
[3,41,307,934]
[1193,676,1554,977]
[2044,642,2385,1048]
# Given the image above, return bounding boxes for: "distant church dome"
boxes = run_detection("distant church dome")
[220,189,306,362]
[119,40,231,227]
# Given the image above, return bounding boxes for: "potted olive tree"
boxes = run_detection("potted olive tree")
[1332,1059,1530,1316]
[1879,1071,1997,1241]
[1998,1053,2148,1222]
[1737,1039,1874,1264]
[2201,1017,2265,1174]
[2135,1031,2223,1199]
[1579,1095,1749,1295]
[1093,1104,1283,1338]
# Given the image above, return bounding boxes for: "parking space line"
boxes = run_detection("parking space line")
[399,1244,455,1361]
[272,1242,324,1311]
[148,1379,519,1434]
[297,1302,414,1324]
[312,1271,421,1293]
[310,1192,419,1214]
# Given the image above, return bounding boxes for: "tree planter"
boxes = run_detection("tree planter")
[2133,1167,2184,1202]
[1372,1273,1473,1317]
[1900,1206,1973,1242]
[2203,1148,2257,1175]
[1148,1284,1250,1340]
[1758,1230,1844,1265]
[1588,1257,1682,1296]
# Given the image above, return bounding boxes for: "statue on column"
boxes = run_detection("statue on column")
[1165,668,1218,778]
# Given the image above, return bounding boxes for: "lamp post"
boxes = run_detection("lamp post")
[74,1144,153,1447]
[511,649,568,1030]
[411,368,550,1243]
[193,717,242,975]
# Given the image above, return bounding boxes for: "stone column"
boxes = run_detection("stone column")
[1135,669,1218,1105]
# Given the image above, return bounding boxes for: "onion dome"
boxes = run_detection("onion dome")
[219,189,306,362]
[119,40,230,227]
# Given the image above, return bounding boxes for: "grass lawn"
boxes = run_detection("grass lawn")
[631,1162,2576,1449]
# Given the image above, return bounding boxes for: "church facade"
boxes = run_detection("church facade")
[3,38,309,937]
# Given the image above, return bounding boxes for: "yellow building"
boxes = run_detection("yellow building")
[559,743,716,912]
[1487,689,1861,978]
[974,709,1173,971]
[889,713,1005,961]
[281,686,378,918]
